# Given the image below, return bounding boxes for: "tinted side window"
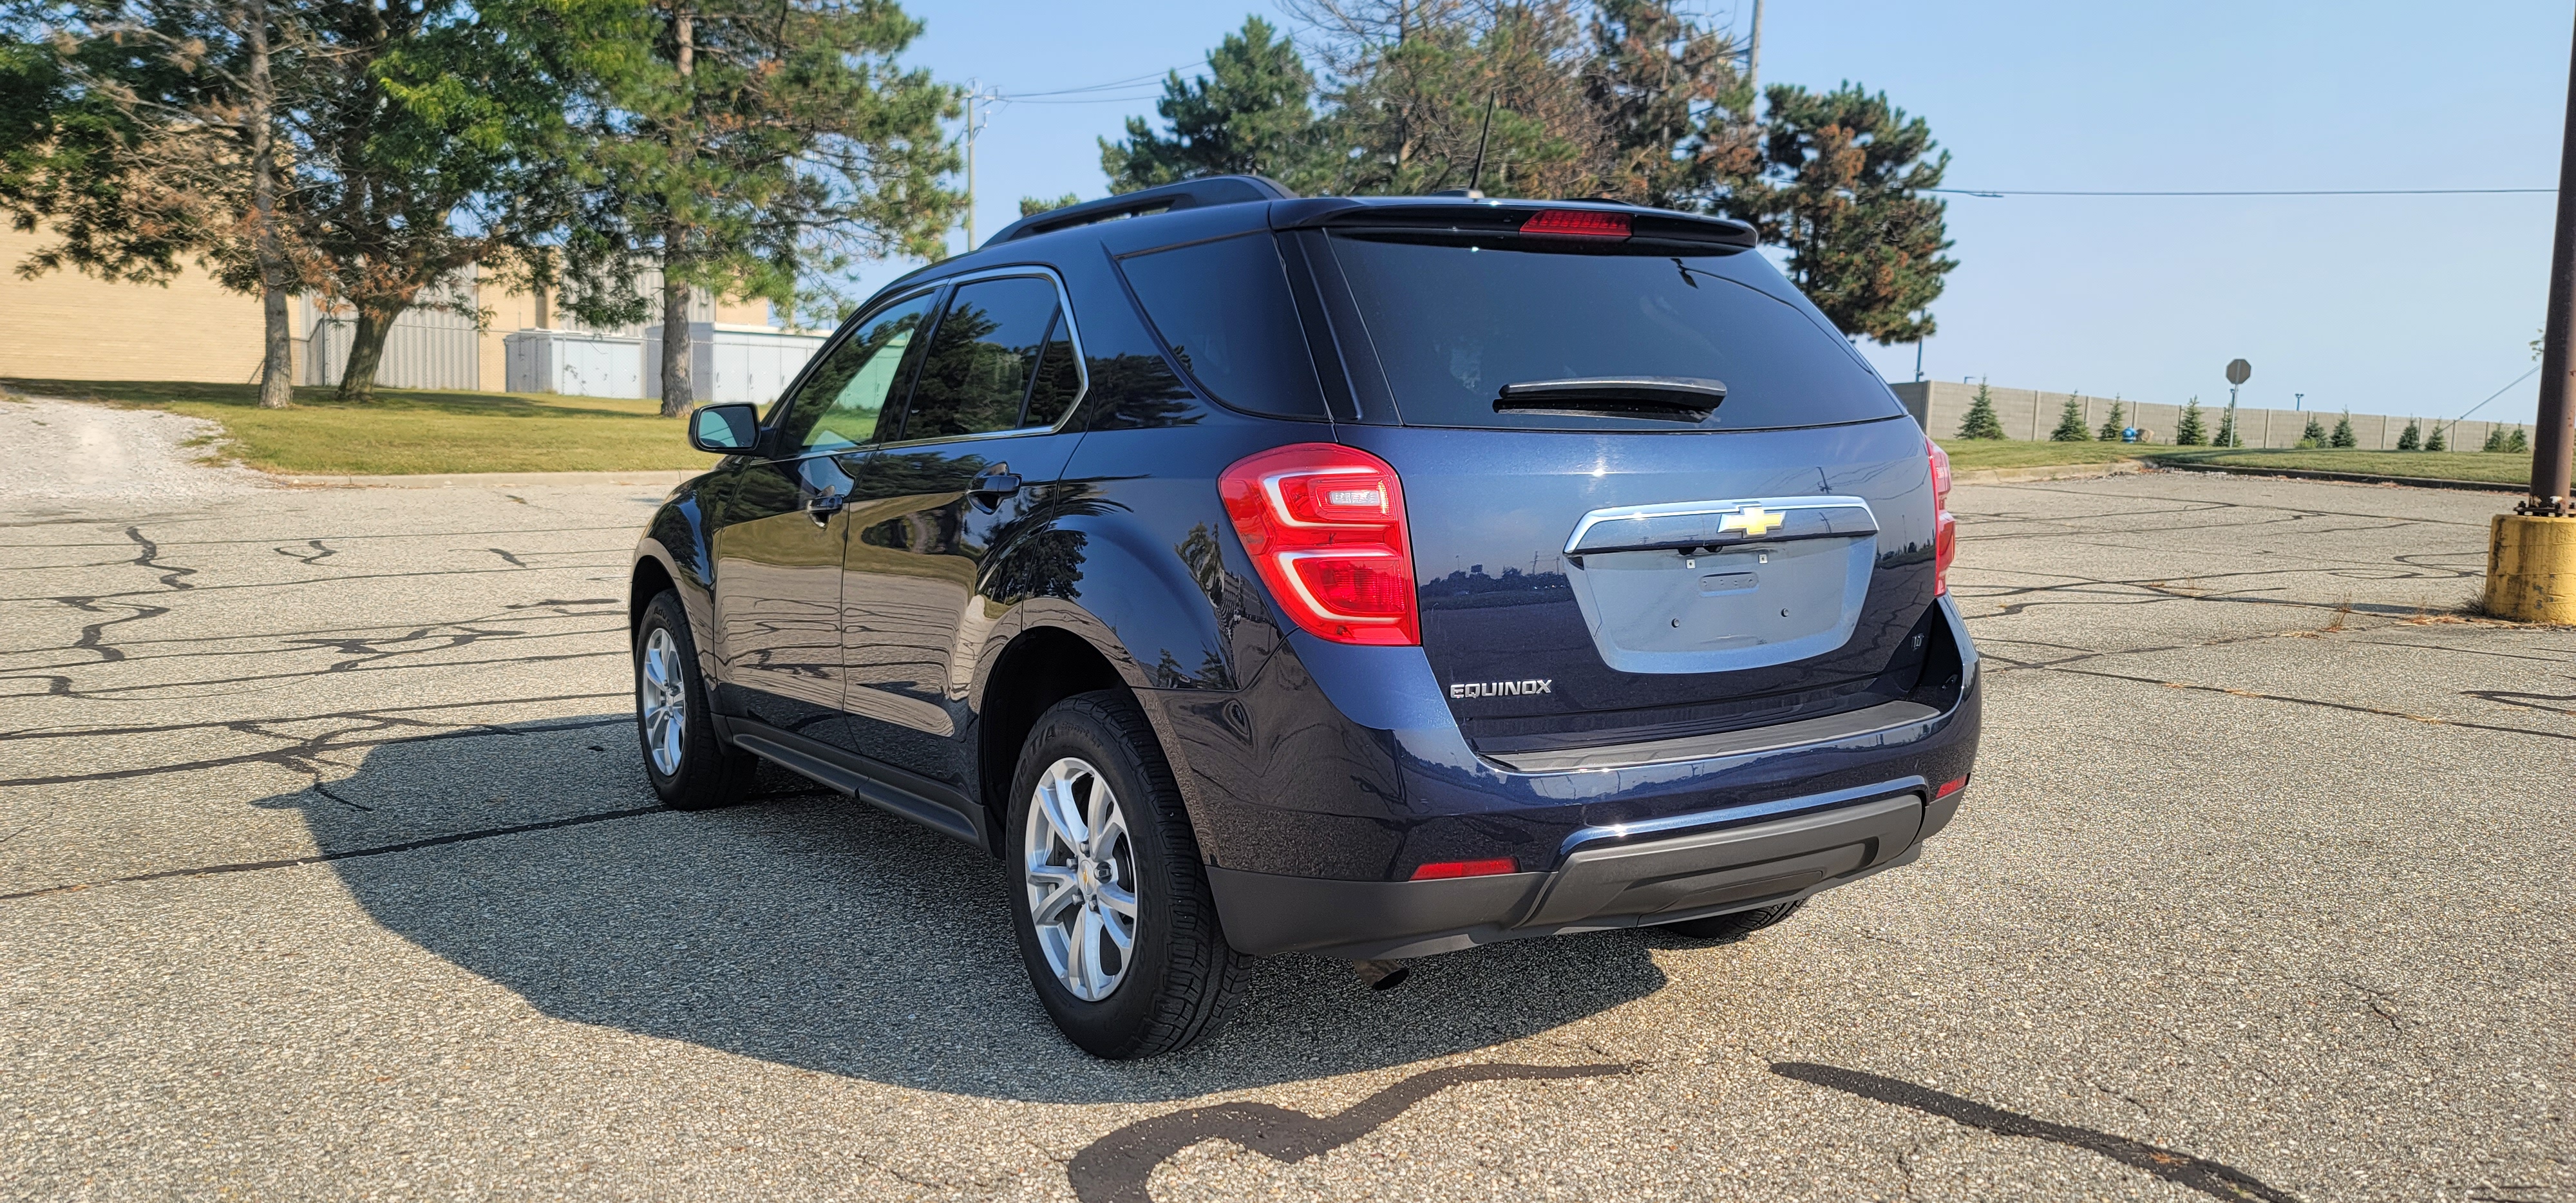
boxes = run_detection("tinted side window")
[901,276,1060,440]
[777,291,937,453]
[1022,314,1082,428]
[1116,233,1326,419]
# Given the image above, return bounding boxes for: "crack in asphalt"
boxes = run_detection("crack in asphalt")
[0,805,672,902]
[122,524,196,590]
[0,701,632,788]
[1772,1062,2300,1202]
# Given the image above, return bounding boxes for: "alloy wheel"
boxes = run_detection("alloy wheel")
[638,627,687,777]
[1023,757,1140,1001]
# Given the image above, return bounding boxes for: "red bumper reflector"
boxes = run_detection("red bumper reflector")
[1935,777,1968,800]
[1519,209,1631,239]
[1410,858,1517,881]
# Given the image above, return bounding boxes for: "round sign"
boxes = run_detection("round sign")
[2226,359,2252,386]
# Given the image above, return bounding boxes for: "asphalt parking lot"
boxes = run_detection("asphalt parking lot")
[4,406,2571,1201]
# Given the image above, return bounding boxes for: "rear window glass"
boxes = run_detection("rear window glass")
[1116,233,1326,420]
[1325,235,1902,431]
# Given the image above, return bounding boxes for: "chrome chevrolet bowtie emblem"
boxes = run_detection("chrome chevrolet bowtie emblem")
[1718,504,1784,538]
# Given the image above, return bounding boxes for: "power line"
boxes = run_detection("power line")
[1932,187,2553,198]
[996,63,1200,100]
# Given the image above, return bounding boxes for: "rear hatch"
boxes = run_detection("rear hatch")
[1298,205,1943,759]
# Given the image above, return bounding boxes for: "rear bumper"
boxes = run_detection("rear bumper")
[1174,594,1982,960]
[1212,782,1954,960]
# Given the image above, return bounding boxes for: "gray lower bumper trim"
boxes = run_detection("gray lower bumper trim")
[1208,790,1926,961]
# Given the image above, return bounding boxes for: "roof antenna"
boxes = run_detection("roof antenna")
[1464,90,1498,198]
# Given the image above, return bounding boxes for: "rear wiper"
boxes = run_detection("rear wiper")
[1493,376,1727,422]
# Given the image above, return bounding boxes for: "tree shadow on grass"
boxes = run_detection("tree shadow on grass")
[254,713,1667,1104]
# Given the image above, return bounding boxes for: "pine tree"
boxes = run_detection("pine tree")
[2211,408,2238,449]
[2483,425,2508,453]
[2331,412,2357,448]
[1725,82,1953,344]
[2396,421,2422,451]
[2298,417,2327,448]
[2049,393,2089,441]
[2096,397,2126,441]
[2506,426,2530,453]
[1955,380,2005,439]
[1101,17,1319,193]
[2425,424,2447,452]
[2175,397,2206,446]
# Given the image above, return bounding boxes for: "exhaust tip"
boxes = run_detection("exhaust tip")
[1352,959,1412,991]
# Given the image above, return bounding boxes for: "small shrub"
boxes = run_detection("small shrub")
[2300,417,2327,448]
[2096,397,2127,441]
[2506,426,2530,453]
[2049,393,2090,442]
[2175,397,2206,445]
[2395,421,2421,451]
[2330,412,2357,448]
[2425,424,2447,452]
[1955,380,2007,440]
[2212,408,2239,448]
[2483,426,2508,452]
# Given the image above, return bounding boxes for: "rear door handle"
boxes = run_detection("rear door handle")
[969,471,1022,498]
[804,493,846,523]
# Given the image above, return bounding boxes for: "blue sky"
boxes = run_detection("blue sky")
[876,0,2571,426]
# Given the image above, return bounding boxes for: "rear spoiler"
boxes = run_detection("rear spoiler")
[984,175,1297,248]
[1273,198,1758,251]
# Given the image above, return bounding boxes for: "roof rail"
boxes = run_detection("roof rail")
[983,175,1297,247]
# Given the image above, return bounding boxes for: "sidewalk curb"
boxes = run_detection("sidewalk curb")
[2141,461,2524,493]
[1952,460,2148,486]
[265,469,701,489]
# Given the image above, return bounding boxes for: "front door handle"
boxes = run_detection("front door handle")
[804,493,846,524]
[968,471,1022,498]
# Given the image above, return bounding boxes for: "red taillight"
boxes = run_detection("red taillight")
[1519,209,1631,240]
[1219,443,1420,646]
[1935,776,1967,800]
[1927,437,1956,596]
[1410,858,1517,881]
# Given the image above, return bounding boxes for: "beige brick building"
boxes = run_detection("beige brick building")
[1,222,768,392]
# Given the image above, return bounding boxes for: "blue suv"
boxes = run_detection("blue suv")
[629,176,1980,1058]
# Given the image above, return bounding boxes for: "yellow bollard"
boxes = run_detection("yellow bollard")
[2484,515,2576,623]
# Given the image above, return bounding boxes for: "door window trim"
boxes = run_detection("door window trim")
[761,281,951,459]
[879,265,1091,450]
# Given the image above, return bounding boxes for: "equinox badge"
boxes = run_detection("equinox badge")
[1450,679,1554,699]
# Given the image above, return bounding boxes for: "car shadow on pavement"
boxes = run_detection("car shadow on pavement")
[258,713,1669,1104]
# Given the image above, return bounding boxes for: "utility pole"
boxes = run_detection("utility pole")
[963,82,996,251]
[2486,12,2576,620]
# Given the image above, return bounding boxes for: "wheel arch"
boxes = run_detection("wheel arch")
[976,625,1130,853]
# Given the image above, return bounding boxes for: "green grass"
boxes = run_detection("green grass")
[2141,446,2531,486]
[1937,436,2532,487]
[5,378,717,475]
[1935,439,2155,471]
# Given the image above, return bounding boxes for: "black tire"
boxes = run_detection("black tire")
[633,589,757,811]
[1658,898,1808,942]
[1005,690,1249,1059]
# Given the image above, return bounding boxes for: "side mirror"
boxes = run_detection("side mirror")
[689,404,760,453]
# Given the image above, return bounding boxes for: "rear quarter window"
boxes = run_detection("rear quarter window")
[1325,234,1903,431]
[1116,232,1328,421]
